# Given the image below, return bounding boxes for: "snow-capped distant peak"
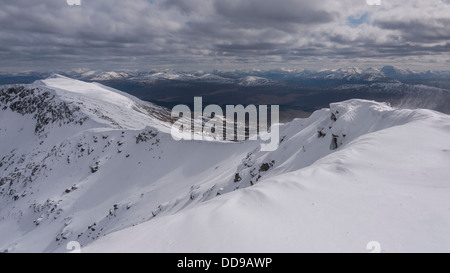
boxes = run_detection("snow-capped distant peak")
[145,72,193,81]
[91,72,129,81]
[238,76,277,86]
[364,67,381,74]
[196,73,233,83]
[381,66,416,77]
[46,73,71,80]
[338,67,363,74]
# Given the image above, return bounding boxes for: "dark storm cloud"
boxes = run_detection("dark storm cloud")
[374,18,450,43]
[0,0,449,72]
[213,0,337,26]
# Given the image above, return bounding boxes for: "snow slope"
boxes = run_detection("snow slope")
[86,101,450,253]
[35,74,173,132]
[0,76,257,253]
[1,75,450,253]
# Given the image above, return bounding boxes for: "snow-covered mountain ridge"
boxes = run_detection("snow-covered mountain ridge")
[1,76,450,253]
[86,101,450,253]
[55,66,450,84]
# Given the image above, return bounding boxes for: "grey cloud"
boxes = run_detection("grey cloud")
[213,0,338,26]
[369,0,450,44]
[162,0,211,15]
[215,43,280,52]
[374,18,450,43]
[0,0,449,72]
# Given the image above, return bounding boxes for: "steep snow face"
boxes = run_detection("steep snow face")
[1,76,450,253]
[0,84,91,136]
[205,99,441,194]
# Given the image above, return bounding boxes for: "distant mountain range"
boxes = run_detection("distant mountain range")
[2,66,450,87]
[1,67,449,122]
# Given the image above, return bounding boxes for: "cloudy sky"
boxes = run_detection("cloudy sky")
[1,0,450,72]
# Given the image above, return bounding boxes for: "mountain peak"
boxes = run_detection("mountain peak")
[46,73,71,80]
[29,76,173,132]
[381,65,414,76]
